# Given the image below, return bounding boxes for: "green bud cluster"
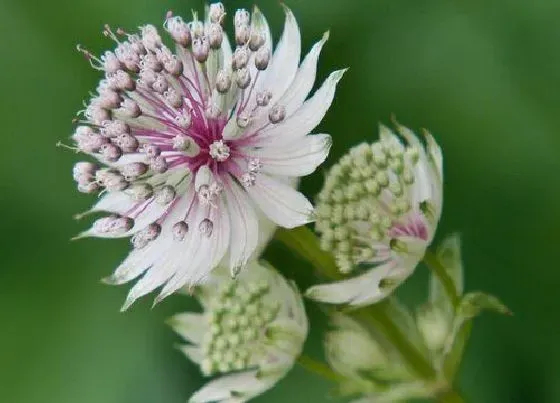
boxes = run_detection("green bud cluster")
[200,279,280,376]
[315,129,420,273]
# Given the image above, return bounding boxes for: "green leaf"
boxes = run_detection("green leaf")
[430,233,464,313]
[457,291,512,318]
[442,292,511,379]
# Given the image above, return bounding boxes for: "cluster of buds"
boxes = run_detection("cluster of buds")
[170,261,308,402]
[307,123,444,306]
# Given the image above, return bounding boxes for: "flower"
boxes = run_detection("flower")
[69,3,345,309]
[306,123,443,306]
[325,314,432,402]
[168,260,308,403]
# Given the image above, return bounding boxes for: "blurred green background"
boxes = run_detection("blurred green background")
[1,0,559,401]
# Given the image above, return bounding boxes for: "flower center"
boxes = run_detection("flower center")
[209,140,230,162]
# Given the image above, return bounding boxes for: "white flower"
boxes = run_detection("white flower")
[69,3,345,309]
[306,123,443,306]
[169,261,308,403]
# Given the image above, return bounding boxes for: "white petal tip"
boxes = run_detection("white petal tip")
[332,68,348,82]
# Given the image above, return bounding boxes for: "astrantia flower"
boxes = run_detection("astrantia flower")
[306,123,443,306]
[69,3,344,309]
[169,261,308,403]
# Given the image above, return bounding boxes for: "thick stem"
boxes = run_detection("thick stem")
[297,354,344,383]
[422,249,460,308]
[437,388,466,403]
[276,227,466,401]
[276,226,437,379]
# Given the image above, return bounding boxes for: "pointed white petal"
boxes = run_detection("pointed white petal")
[120,247,178,311]
[189,370,263,403]
[281,31,329,116]
[169,312,206,344]
[224,178,259,275]
[246,174,314,228]
[178,345,204,365]
[88,191,132,215]
[103,239,160,285]
[305,261,416,306]
[253,69,346,147]
[246,133,332,177]
[260,5,301,103]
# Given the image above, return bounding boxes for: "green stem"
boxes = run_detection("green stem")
[276,226,436,379]
[354,305,436,379]
[422,249,460,308]
[437,388,465,403]
[275,226,342,281]
[276,227,466,401]
[297,354,344,383]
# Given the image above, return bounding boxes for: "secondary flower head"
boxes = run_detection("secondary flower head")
[69,3,344,309]
[169,261,308,403]
[306,123,443,306]
[325,314,433,402]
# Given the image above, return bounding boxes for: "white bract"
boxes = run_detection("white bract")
[69,3,344,309]
[307,123,443,306]
[169,261,308,403]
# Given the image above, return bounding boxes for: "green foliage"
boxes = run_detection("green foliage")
[1,0,559,402]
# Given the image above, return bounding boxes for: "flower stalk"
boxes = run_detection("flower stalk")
[297,354,345,383]
[275,225,466,401]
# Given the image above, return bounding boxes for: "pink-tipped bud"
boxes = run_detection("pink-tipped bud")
[235,67,251,89]
[192,37,210,63]
[165,16,191,47]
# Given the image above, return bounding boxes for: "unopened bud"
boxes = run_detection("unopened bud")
[215,70,231,93]
[94,215,134,235]
[165,16,191,47]
[140,24,162,51]
[99,143,123,162]
[236,67,251,89]
[232,46,249,70]
[268,104,286,124]
[129,183,154,202]
[208,23,223,50]
[172,221,189,241]
[249,32,264,51]
[237,111,250,128]
[209,3,226,24]
[254,47,270,70]
[103,172,128,191]
[175,110,192,129]
[142,144,161,157]
[119,99,141,118]
[199,218,214,237]
[115,133,139,153]
[164,88,183,108]
[100,120,129,137]
[256,90,272,107]
[235,24,250,46]
[121,162,148,180]
[155,185,176,204]
[150,155,168,173]
[152,74,168,94]
[102,51,121,73]
[192,37,210,63]
[78,181,100,194]
[234,9,250,27]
